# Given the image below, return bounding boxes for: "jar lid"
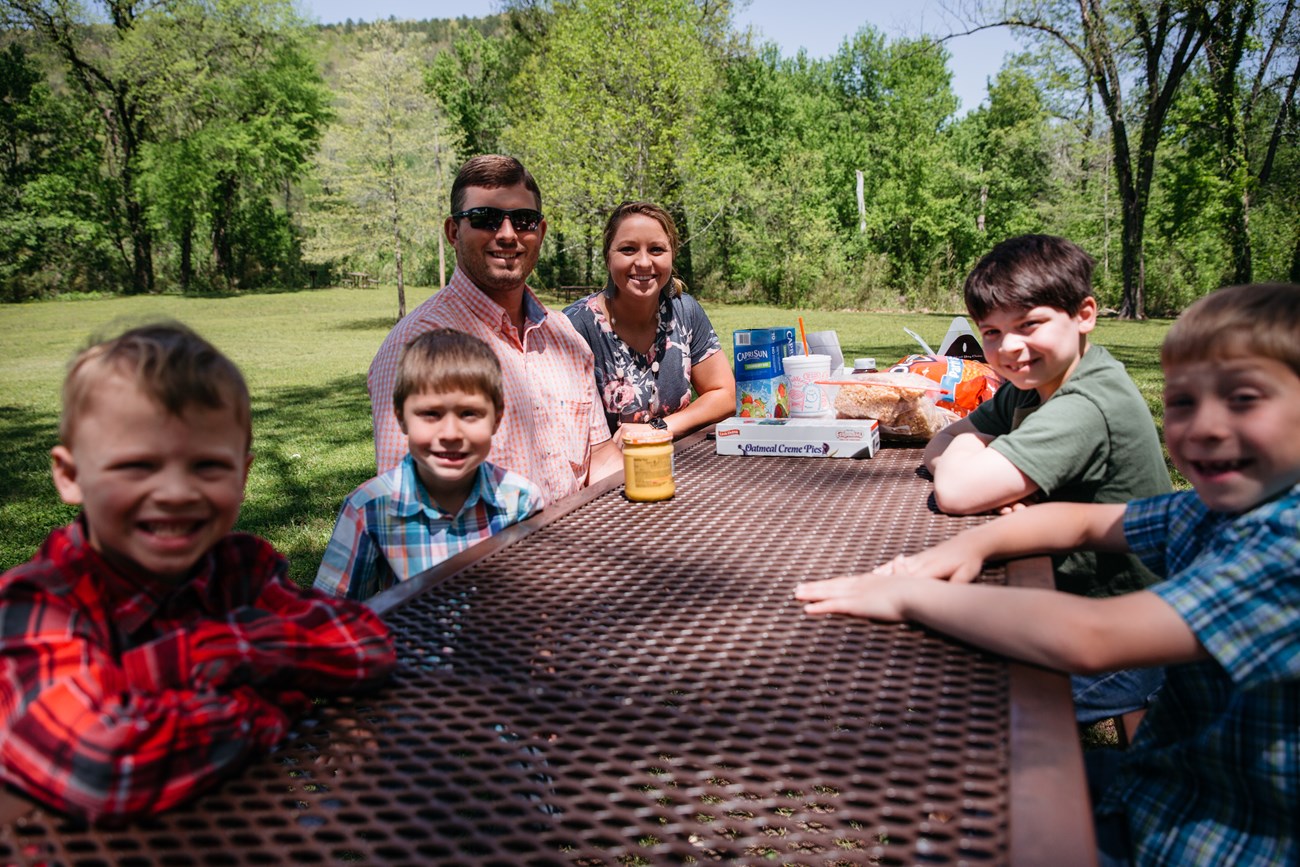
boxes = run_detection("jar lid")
[623,428,673,445]
[853,357,876,369]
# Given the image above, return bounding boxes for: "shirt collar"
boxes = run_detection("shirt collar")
[66,514,210,635]
[394,454,497,520]
[449,266,547,336]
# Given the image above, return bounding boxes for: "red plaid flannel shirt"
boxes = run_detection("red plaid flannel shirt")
[0,518,396,821]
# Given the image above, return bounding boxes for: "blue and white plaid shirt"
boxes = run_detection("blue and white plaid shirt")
[1099,483,1299,865]
[313,456,542,602]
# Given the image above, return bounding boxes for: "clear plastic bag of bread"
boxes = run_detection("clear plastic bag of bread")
[821,371,960,441]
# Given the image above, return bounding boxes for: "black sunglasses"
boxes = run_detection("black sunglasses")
[451,206,544,232]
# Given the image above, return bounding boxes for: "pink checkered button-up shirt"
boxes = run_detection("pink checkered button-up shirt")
[368,268,610,506]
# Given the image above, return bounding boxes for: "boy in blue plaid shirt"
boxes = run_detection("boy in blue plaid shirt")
[315,330,542,601]
[797,283,1300,865]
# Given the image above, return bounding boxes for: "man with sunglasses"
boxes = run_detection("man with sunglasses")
[368,155,618,506]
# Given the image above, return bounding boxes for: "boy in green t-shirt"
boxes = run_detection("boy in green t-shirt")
[923,235,1172,725]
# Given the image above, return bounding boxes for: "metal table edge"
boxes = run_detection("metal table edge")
[1005,556,1099,866]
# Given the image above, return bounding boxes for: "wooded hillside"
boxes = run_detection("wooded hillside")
[3,0,1297,316]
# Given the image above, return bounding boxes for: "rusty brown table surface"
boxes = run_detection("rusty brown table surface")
[0,433,1095,866]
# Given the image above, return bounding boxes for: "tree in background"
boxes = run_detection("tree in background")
[3,0,327,294]
[3,0,163,292]
[305,22,454,318]
[134,0,329,290]
[698,46,846,306]
[987,0,1242,318]
[826,28,964,299]
[4,3,1298,309]
[956,67,1052,247]
[425,26,518,156]
[1202,0,1299,284]
[0,41,118,299]
[503,0,724,286]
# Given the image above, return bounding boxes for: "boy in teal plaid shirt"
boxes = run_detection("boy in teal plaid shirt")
[797,283,1300,865]
[315,330,541,601]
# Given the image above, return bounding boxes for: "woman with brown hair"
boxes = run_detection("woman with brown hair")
[564,202,735,443]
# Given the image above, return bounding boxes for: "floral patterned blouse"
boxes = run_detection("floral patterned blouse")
[564,290,723,433]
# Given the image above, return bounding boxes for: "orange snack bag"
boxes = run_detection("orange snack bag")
[888,354,1002,417]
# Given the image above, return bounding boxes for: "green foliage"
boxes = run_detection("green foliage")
[3,2,1299,310]
[425,27,517,155]
[0,42,122,300]
[504,0,720,287]
[960,68,1052,243]
[304,22,455,311]
[133,0,331,290]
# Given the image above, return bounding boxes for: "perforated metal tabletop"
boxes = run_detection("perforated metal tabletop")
[0,434,1094,866]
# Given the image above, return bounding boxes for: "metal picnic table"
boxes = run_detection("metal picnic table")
[0,431,1096,866]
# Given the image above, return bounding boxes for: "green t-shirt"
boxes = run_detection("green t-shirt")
[968,344,1172,597]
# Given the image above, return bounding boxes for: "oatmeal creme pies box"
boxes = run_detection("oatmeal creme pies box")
[714,416,880,459]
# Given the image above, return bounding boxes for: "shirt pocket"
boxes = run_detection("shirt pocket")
[566,398,594,477]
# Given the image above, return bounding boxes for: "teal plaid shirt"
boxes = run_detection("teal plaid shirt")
[1100,484,1300,865]
[313,456,541,602]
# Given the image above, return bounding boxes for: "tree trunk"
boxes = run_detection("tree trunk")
[395,243,406,319]
[1111,120,1146,319]
[438,232,446,288]
[674,204,694,290]
[1207,1,1256,284]
[118,109,154,294]
[1000,0,1218,319]
[211,174,237,288]
[180,215,194,292]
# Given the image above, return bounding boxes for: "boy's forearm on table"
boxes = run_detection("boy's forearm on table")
[929,433,1042,516]
[1,666,293,821]
[961,501,1129,562]
[922,426,959,469]
[902,581,1204,672]
[240,584,398,689]
[899,580,1115,672]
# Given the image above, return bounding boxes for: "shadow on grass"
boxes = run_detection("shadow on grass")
[242,373,379,586]
[173,282,369,299]
[336,316,401,332]
[0,405,79,572]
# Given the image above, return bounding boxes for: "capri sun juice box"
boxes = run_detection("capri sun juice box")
[733,327,796,418]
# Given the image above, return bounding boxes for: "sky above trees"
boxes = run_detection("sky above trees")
[297,0,1024,114]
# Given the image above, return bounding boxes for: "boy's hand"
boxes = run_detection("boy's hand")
[794,572,910,620]
[873,537,986,584]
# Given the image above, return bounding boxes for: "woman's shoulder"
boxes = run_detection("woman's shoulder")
[665,290,707,319]
[563,292,602,320]
[668,291,720,335]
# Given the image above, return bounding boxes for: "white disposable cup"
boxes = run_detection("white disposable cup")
[784,353,832,417]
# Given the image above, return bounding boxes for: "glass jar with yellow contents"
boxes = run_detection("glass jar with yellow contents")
[621,428,675,502]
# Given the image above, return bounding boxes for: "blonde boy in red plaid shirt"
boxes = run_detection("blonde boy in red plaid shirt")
[0,323,395,822]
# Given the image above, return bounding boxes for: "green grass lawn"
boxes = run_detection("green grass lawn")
[0,285,1176,587]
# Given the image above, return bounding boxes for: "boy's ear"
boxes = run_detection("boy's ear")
[50,445,84,506]
[396,405,408,435]
[1077,296,1098,334]
[492,405,503,434]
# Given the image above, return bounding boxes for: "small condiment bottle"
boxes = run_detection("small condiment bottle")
[852,357,878,374]
[621,428,675,502]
